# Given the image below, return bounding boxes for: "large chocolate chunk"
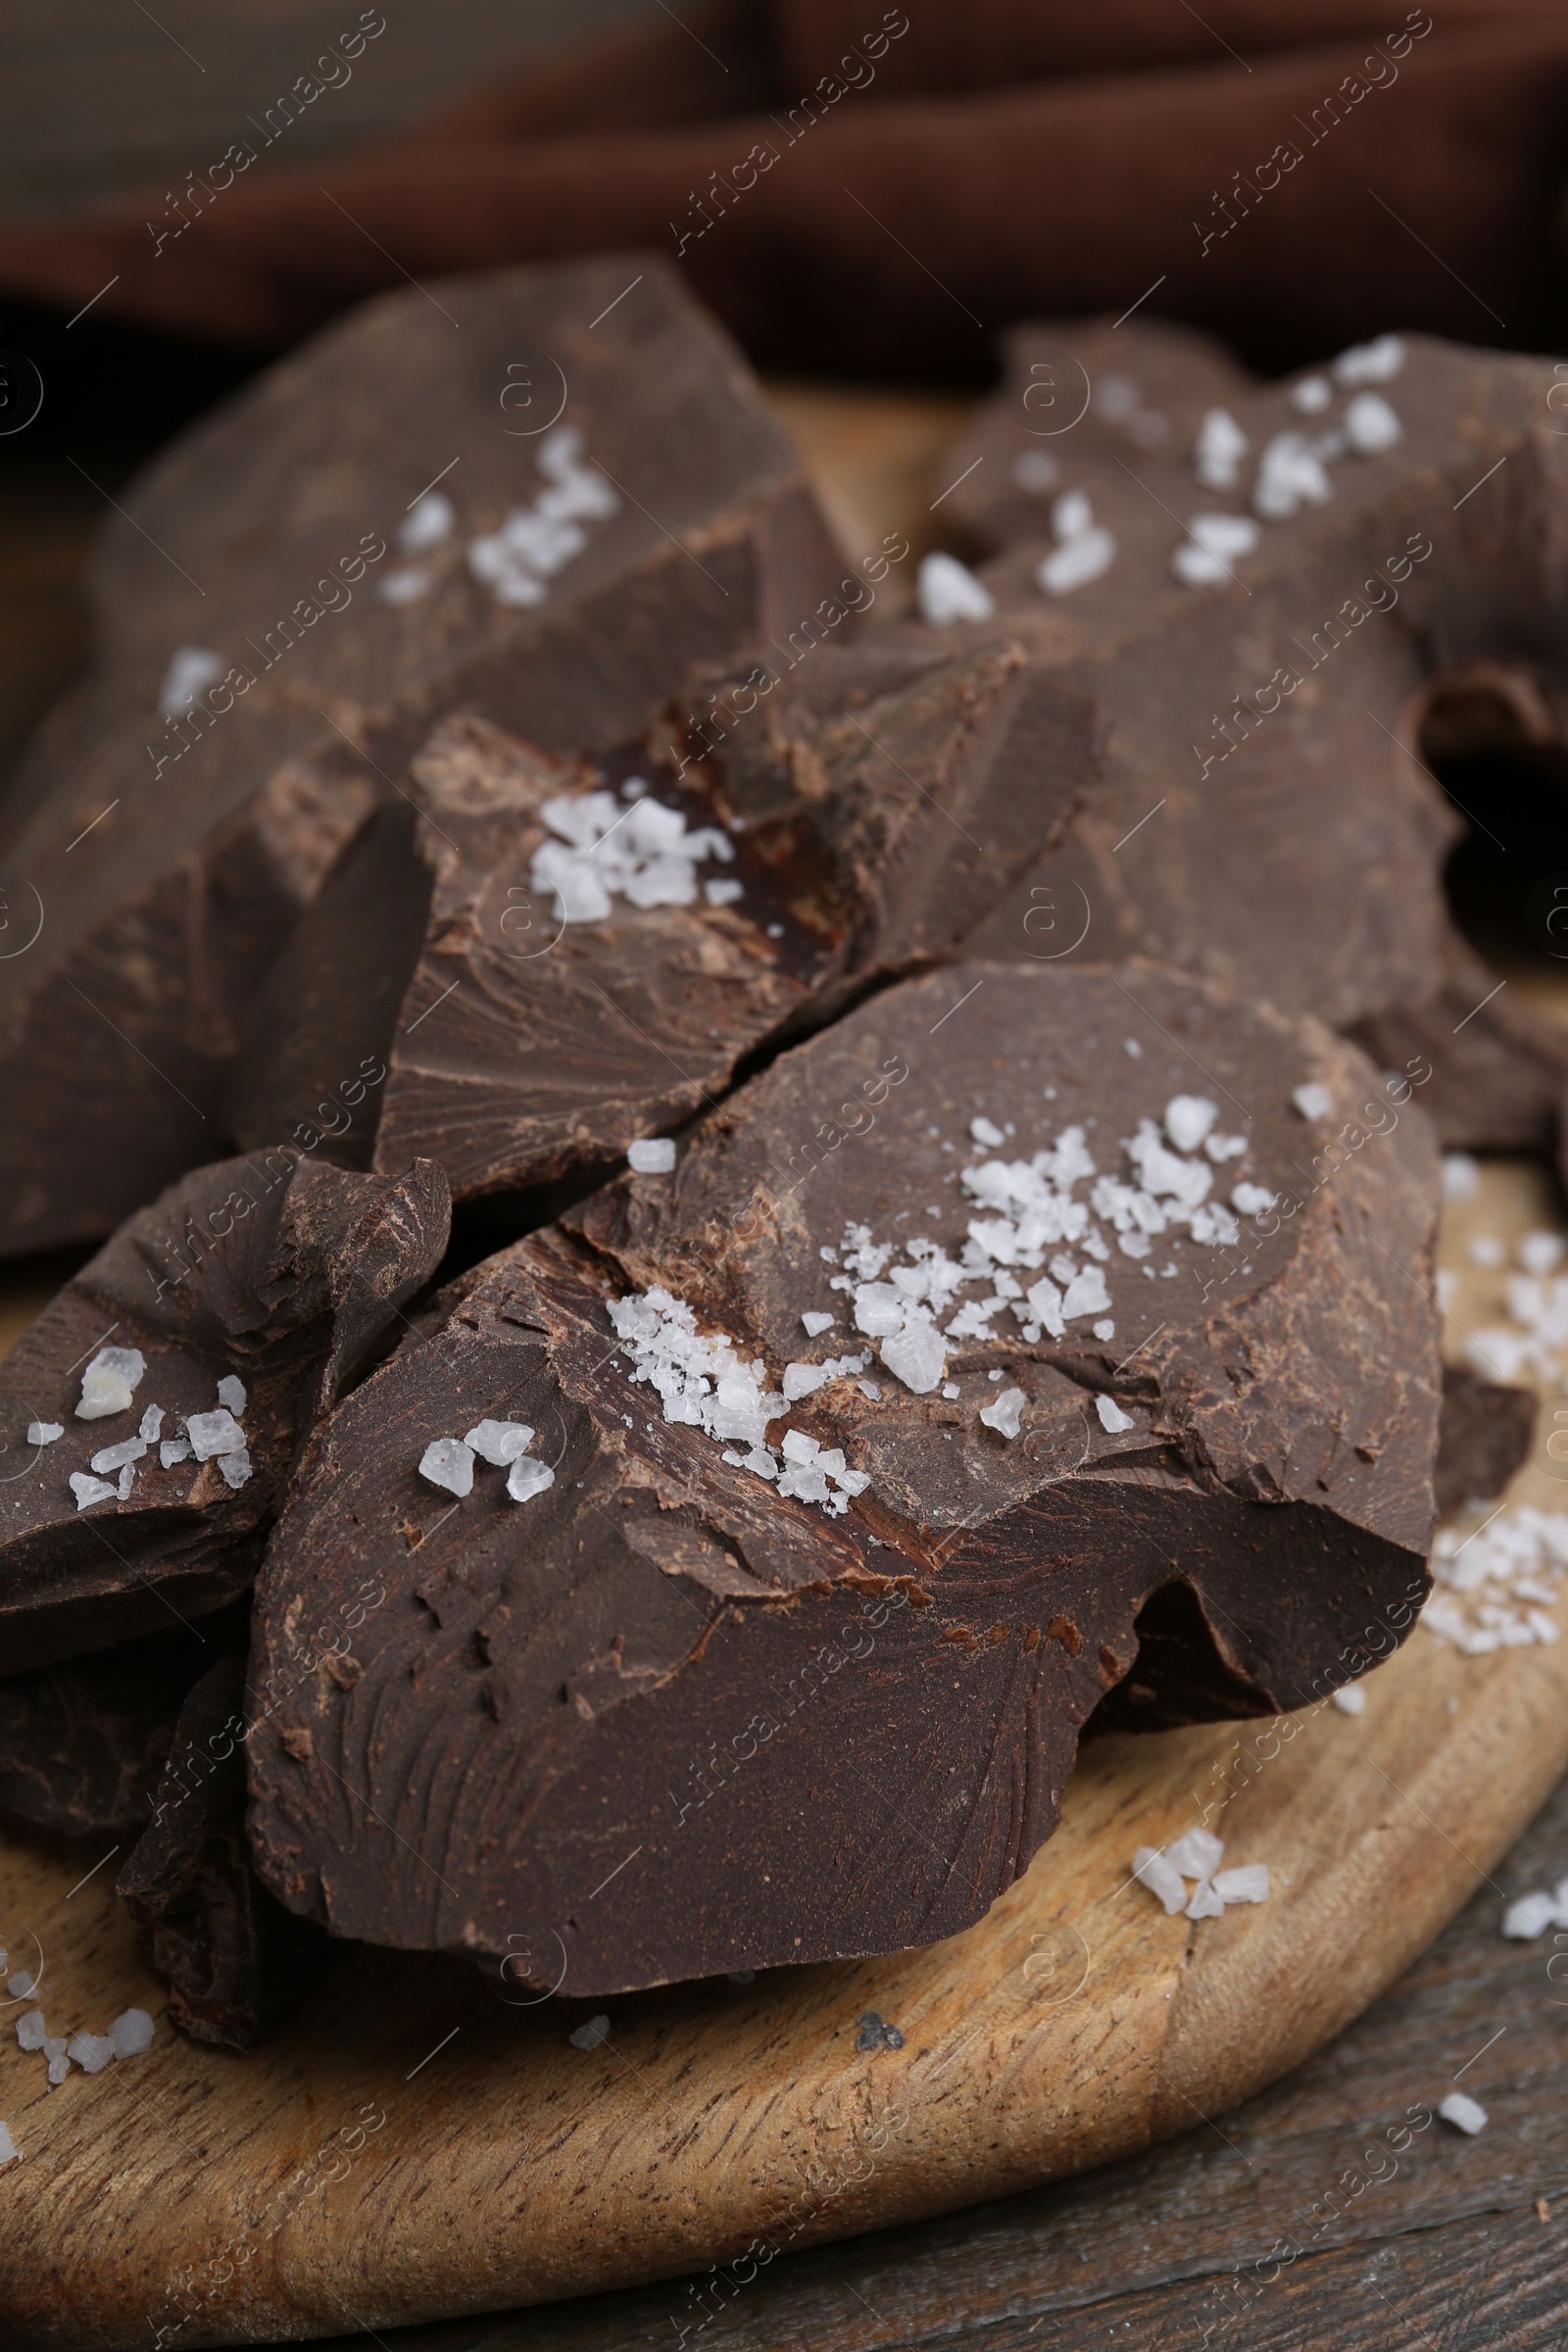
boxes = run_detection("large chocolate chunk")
[0,256,848,1254]
[1434,1364,1536,1518]
[0,1149,448,1673]
[0,1602,246,1836]
[245,961,1440,1995]
[118,1650,332,2052]
[929,329,1568,1147]
[358,644,1098,1199]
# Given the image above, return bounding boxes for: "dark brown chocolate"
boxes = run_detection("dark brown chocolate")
[117,1650,332,2052]
[0,1149,448,1673]
[359,644,1098,1199]
[1434,1364,1536,1518]
[0,257,849,1256]
[245,960,1440,1996]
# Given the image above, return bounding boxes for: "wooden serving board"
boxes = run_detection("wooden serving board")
[2,394,1568,2351]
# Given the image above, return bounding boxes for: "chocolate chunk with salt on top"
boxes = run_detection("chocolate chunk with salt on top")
[118,1650,331,2053]
[362,645,1099,1198]
[245,961,1440,1996]
[929,329,1568,1148]
[0,256,849,1256]
[0,1601,248,1836]
[0,1150,448,1674]
[1433,1364,1536,1518]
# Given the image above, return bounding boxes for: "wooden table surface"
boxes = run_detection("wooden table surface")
[2,324,1567,2351]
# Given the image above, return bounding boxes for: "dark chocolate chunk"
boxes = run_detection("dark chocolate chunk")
[928,330,1568,1149]
[118,1650,332,2053]
[1434,1364,1536,1518]
[0,1601,247,1837]
[245,961,1439,1996]
[0,256,849,1255]
[360,645,1099,1199]
[0,1149,448,1673]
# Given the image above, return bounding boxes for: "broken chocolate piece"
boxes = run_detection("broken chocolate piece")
[359,646,1098,1198]
[0,1149,448,1673]
[0,1601,247,1836]
[1434,1364,1536,1518]
[246,961,1439,1996]
[118,1650,332,2052]
[0,256,848,1255]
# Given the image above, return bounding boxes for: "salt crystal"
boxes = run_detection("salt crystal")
[137,1403,165,1441]
[1054,489,1094,539]
[1164,1827,1224,1881]
[1096,1395,1135,1434]
[1231,1183,1275,1217]
[378,567,429,606]
[970,1116,1004,1149]
[1165,1096,1217,1153]
[70,1473,118,1511]
[628,1138,676,1174]
[1342,391,1401,454]
[858,1380,882,1400]
[941,1381,960,1398]
[1172,512,1259,588]
[1186,1878,1225,1919]
[1194,407,1249,491]
[880,1320,947,1395]
[1292,374,1332,412]
[46,2053,71,2086]
[1062,1267,1110,1320]
[67,2032,116,2075]
[1132,1845,1188,1914]
[917,551,995,625]
[802,1311,835,1338]
[507,1457,556,1503]
[158,645,223,717]
[0,2123,16,2164]
[116,1461,136,1500]
[1212,1864,1270,1904]
[1442,1152,1481,1202]
[160,1437,192,1468]
[25,1421,62,1446]
[399,490,455,552]
[1438,2092,1487,2135]
[185,1408,245,1460]
[1333,1684,1367,1715]
[1252,431,1333,518]
[1519,1232,1564,1276]
[1292,1083,1333,1121]
[16,2012,45,2050]
[569,2013,611,2050]
[1334,333,1404,385]
[1038,524,1115,595]
[704,877,744,906]
[465,1419,535,1466]
[1502,1890,1557,1939]
[90,1436,147,1475]
[979,1387,1026,1440]
[419,1438,474,1497]
[1468,1235,1504,1268]
[107,2008,154,2059]
[75,1346,147,1420]
[218,1448,252,1490]
[1011,449,1058,490]
[1124,1038,1142,1056]
[217,1375,247,1415]
[782,1362,829,1401]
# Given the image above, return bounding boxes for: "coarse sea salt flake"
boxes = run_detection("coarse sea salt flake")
[107,2007,153,2058]
[161,1436,192,1468]
[185,1408,246,1461]
[67,2032,115,2075]
[466,1419,535,1466]
[1343,391,1401,454]
[218,1448,252,1490]
[1186,1878,1225,1919]
[1164,1828,1225,1880]
[802,1310,835,1338]
[16,2013,46,2050]
[1292,1082,1333,1121]
[1333,1684,1367,1715]
[138,1403,165,1441]
[1038,525,1115,595]
[1194,408,1249,491]
[419,1438,474,1497]
[917,551,995,625]
[217,1375,247,1415]
[1439,2092,1487,2135]
[90,1437,146,1475]
[70,1473,118,1511]
[1165,1095,1217,1152]
[1502,1890,1558,1938]
[1096,1394,1135,1434]
[1132,1846,1188,1914]
[970,1116,1004,1148]
[1212,1864,1270,1904]
[25,1422,62,1446]
[1442,1152,1481,1201]
[979,1386,1026,1439]
[628,1138,676,1174]
[507,1457,555,1503]
[75,1347,146,1420]
[0,2122,16,2164]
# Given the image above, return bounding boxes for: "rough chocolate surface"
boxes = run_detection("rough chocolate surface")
[0,1149,448,1672]
[1434,1364,1537,1518]
[118,1650,332,2052]
[246,961,1440,1995]
[0,256,848,1254]
[362,645,1099,1198]
[927,325,1568,1145]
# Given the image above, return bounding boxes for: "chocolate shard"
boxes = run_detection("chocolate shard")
[0,1149,449,1674]
[934,315,1258,555]
[0,1601,247,1836]
[118,1650,332,2052]
[358,645,1099,1200]
[1434,1364,1536,1518]
[929,329,1568,1147]
[246,960,1440,1996]
[0,256,849,1256]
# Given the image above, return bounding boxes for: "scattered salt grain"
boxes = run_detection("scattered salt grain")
[917,551,994,624]
[158,645,222,717]
[941,1381,960,1399]
[1469,1234,1504,1267]
[1132,1846,1188,1914]
[467,425,617,608]
[419,1438,475,1497]
[1253,431,1334,519]
[90,1436,146,1475]
[1096,1395,1135,1434]
[1212,1864,1270,1904]
[1165,1096,1217,1153]
[1011,449,1058,490]
[1186,1878,1225,1919]
[160,1437,192,1468]
[1038,515,1116,595]
[1342,391,1401,454]
[970,1116,1005,1148]
[399,489,454,552]
[378,567,429,606]
[0,2123,16,2165]
[531,786,732,925]
[569,2014,610,2051]
[66,2032,115,2075]
[107,2008,154,2059]
[15,2013,45,2050]
[1172,512,1260,588]
[1231,1183,1276,1218]
[1124,1038,1142,1056]
[217,1375,247,1415]
[1292,1082,1333,1121]
[218,1448,252,1491]
[1519,1231,1564,1276]
[185,1408,246,1461]
[626,1138,678,1177]
[1334,333,1404,386]
[858,1379,882,1400]
[1292,374,1332,413]
[1442,1152,1481,1202]
[70,1473,118,1512]
[75,1346,146,1420]
[46,2047,70,2087]
[1439,2092,1487,2135]
[1194,407,1249,491]
[1501,1889,1560,1939]
[802,1311,835,1338]
[1333,1684,1367,1715]
[979,1386,1026,1440]
[25,1422,62,1446]
[704,877,744,906]
[1164,1827,1224,1880]
[465,1419,535,1466]
[507,1457,556,1503]
[138,1403,164,1441]
[880,1320,948,1396]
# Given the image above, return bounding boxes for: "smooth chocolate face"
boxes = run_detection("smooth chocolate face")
[246,961,1440,1996]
